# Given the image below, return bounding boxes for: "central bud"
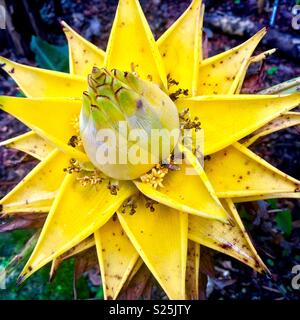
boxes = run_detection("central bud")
[80,68,180,180]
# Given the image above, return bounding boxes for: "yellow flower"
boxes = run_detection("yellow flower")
[0,0,300,300]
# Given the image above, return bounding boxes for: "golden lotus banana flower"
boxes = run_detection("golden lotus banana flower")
[0,0,300,300]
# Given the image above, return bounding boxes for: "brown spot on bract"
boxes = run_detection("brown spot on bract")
[219,243,232,250]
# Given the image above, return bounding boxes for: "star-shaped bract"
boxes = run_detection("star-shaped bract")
[0,0,300,300]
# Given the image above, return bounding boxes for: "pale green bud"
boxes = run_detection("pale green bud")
[80,67,179,180]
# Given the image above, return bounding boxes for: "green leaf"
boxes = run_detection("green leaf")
[30,36,69,73]
[275,210,292,237]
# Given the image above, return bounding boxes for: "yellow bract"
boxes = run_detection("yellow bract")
[158,0,203,95]
[20,173,136,281]
[95,216,139,300]
[0,131,54,161]
[0,150,67,216]
[135,147,229,222]
[105,0,167,88]
[176,94,300,155]
[50,236,95,280]
[189,199,267,272]
[243,112,300,147]
[196,28,266,95]
[0,56,86,98]
[1,0,300,301]
[118,198,188,300]
[205,143,300,198]
[185,241,200,300]
[62,21,105,77]
[0,96,87,162]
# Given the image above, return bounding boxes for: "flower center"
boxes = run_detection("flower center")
[79,67,180,181]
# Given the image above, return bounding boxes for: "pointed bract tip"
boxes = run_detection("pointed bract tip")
[257,27,267,38]
[60,20,67,28]
[16,275,25,286]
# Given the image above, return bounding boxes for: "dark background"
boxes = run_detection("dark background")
[0,0,300,300]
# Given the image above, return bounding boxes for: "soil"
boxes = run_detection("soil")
[0,0,300,300]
